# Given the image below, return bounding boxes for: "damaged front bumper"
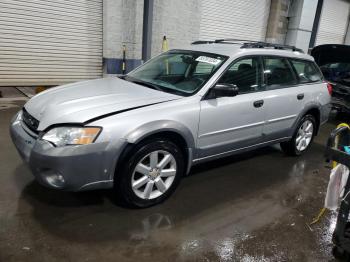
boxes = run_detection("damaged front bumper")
[10,111,126,191]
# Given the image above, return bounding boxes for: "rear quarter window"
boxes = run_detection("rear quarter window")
[290,59,323,83]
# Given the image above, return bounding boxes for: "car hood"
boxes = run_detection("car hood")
[24,77,181,130]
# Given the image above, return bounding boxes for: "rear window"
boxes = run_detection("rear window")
[263,57,297,88]
[289,59,323,83]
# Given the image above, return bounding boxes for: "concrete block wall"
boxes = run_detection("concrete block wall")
[151,0,201,57]
[103,0,143,74]
[265,0,290,44]
[102,0,333,74]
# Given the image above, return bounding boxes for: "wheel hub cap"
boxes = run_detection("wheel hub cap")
[131,150,177,200]
[149,168,160,180]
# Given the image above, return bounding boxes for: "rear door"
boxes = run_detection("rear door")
[289,58,325,113]
[261,56,303,140]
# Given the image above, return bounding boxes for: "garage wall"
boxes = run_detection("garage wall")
[103,0,143,74]
[284,0,318,52]
[315,0,350,46]
[265,0,290,44]
[151,0,201,57]
[0,0,103,86]
[199,0,271,41]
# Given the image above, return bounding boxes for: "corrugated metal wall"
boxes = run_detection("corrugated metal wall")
[0,0,103,86]
[199,0,271,41]
[316,0,350,46]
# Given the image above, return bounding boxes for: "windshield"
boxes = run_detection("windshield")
[126,50,227,96]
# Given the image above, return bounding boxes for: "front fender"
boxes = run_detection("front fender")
[125,120,196,149]
[125,120,196,175]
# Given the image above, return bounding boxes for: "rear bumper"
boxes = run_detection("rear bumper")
[10,112,126,191]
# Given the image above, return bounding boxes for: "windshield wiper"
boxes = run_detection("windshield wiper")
[124,76,163,91]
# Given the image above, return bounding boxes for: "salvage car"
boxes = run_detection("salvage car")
[10,40,331,207]
[312,44,350,113]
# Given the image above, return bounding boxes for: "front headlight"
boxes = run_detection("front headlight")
[42,127,102,147]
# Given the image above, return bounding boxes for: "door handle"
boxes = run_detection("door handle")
[297,93,304,100]
[253,100,264,108]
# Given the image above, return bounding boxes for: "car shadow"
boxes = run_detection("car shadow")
[16,141,327,244]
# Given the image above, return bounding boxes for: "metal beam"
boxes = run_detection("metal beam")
[309,0,324,49]
[142,0,154,62]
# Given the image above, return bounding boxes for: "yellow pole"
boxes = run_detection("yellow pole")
[162,36,169,74]
[122,45,126,75]
[162,35,168,52]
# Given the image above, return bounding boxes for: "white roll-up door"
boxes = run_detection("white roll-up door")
[199,0,271,41]
[0,0,103,86]
[316,0,350,46]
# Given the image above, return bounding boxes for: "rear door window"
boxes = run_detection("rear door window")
[263,57,297,89]
[289,59,323,83]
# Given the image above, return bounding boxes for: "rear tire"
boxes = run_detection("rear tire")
[280,114,316,156]
[114,138,185,208]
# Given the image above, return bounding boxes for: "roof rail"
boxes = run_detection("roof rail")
[191,38,304,53]
[192,39,252,45]
[214,38,257,43]
[191,40,215,45]
[241,42,304,53]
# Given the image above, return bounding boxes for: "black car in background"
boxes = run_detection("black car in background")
[312,44,350,113]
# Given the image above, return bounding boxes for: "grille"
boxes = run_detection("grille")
[22,108,39,133]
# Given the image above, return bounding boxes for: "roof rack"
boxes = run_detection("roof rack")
[191,39,248,45]
[191,38,304,53]
[191,40,216,45]
[214,38,257,43]
[241,41,304,53]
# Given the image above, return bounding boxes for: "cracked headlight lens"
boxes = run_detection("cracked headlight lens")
[42,127,101,147]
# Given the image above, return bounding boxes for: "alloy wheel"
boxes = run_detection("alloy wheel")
[131,150,177,200]
[296,120,314,151]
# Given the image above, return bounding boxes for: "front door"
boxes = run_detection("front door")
[197,56,267,158]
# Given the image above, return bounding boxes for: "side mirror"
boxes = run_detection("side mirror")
[207,83,239,99]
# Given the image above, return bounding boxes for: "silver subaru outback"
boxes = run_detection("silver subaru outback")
[10,40,331,207]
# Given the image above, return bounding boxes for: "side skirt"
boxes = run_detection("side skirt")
[191,137,291,165]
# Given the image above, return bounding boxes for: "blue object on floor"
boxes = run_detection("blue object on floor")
[344,146,350,154]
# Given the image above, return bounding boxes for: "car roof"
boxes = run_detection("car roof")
[187,43,314,61]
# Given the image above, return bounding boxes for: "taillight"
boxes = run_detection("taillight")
[327,82,333,96]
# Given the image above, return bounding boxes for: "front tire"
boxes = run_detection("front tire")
[280,114,316,156]
[115,138,185,208]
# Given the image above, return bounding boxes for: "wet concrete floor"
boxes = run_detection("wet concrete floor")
[0,99,345,261]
